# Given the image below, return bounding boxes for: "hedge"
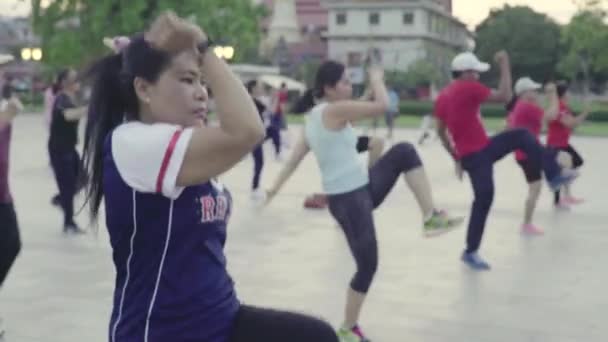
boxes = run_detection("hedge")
[398,100,608,122]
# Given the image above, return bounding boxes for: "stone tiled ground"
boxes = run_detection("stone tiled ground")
[2,114,607,341]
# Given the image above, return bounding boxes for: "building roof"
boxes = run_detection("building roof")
[262,0,328,29]
[323,0,467,29]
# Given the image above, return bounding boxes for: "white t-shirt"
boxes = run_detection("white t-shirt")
[111,122,194,199]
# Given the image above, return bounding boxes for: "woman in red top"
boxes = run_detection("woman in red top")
[506,78,560,235]
[547,82,590,208]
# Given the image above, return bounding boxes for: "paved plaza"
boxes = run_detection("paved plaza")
[1,114,607,342]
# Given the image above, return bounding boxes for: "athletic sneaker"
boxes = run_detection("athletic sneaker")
[303,193,328,209]
[547,170,578,192]
[64,222,86,235]
[338,325,371,342]
[554,201,571,211]
[521,223,544,235]
[461,251,491,271]
[562,196,584,205]
[250,189,266,203]
[423,210,464,237]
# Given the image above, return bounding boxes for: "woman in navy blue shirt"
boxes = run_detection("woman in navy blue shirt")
[81,12,337,342]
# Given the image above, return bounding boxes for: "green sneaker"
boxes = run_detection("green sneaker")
[423,210,464,237]
[337,325,371,342]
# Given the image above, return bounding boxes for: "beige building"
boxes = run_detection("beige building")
[323,0,472,82]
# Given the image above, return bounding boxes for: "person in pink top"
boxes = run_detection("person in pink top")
[435,51,575,270]
[547,82,590,209]
[505,78,560,235]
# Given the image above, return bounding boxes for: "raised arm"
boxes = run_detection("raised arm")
[323,67,390,129]
[266,129,310,203]
[176,50,265,186]
[487,50,513,103]
[543,83,559,121]
[560,101,592,129]
[0,97,23,129]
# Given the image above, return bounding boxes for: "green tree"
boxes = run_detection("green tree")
[405,60,440,87]
[386,60,439,90]
[31,0,266,69]
[474,5,562,84]
[559,6,608,93]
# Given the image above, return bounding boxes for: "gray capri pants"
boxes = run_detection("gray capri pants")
[327,142,422,293]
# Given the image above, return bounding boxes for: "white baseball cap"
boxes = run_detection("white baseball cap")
[451,52,490,72]
[514,77,542,95]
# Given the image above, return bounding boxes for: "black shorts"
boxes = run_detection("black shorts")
[356,136,370,153]
[517,159,542,183]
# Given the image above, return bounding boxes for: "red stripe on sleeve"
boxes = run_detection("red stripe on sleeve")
[156,130,183,194]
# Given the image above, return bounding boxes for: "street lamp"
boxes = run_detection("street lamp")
[32,48,43,61]
[20,47,43,61]
[21,48,32,61]
[214,45,235,61]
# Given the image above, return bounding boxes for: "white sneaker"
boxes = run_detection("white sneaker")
[250,189,266,203]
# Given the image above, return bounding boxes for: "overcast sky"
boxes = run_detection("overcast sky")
[0,0,597,28]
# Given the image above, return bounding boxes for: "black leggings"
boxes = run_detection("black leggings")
[49,148,82,226]
[252,144,264,190]
[229,305,338,342]
[327,142,422,293]
[0,203,21,287]
[554,144,584,203]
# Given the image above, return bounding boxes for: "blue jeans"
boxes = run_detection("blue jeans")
[461,129,560,253]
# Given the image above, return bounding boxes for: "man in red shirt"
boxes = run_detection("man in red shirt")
[547,82,589,209]
[435,51,575,270]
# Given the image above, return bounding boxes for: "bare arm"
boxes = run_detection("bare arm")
[487,51,513,103]
[436,119,457,160]
[0,98,23,128]
[176,51,265,186]
[561,105,591,129]
[367,136,384,168]
[64,106,88,121]
[543,83,559,122]
[267,130,310,202]
[324,67,390,129]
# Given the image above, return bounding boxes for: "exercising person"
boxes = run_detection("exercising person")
[82,13,338,342]
[0,85,23,338]
[435,51,576,270]
[547,81,589,209]
[304,135,384,210]
[48,68,87,233]
[267,60,462,342]
[506,78,560,235]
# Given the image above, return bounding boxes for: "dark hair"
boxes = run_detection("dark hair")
[1,83,12,100]
[51,68,71,95]
[556,81,569,98]
[246,80,257,94]
[294,60,345,113]
[292,89,314,114]
[505,95,519,112]
[451,71,463,79]
[82,34,173,219]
